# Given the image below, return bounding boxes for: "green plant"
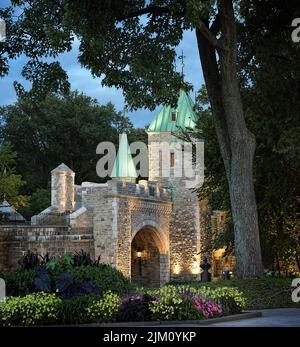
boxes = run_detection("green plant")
[73,250,100,267]
[117,294,154,322]
[4,269,36,296]
[61,295,99,324]
[200,286,245,314]
[0,292,62,326]
[168,277,298,310]
[148,286,225,321]
[87,291,120,323]
[18,250,40,270]
[149,286,184,321]
[73,264,135,295]
[42,253,74,277]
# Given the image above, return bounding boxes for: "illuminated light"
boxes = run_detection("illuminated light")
[213,248,226,258]
[191,261,200,275]
[137,251,142,258]
[173,263,181,275]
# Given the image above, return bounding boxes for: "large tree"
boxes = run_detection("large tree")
[0,0,286,277]
[194,0,300,273]
[0,91,134,193]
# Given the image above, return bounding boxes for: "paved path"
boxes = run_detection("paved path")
[156,308,300,327]
[208,308,300,327]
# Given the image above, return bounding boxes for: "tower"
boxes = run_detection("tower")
[51,163,75,212]
[147,90,201,279]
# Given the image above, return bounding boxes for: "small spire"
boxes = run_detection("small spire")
[111,133,137,180]
[178,50,186,79]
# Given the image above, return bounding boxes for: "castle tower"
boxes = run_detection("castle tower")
[51,163,75,212]
[147,90,201,280]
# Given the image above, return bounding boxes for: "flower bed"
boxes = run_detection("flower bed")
[0,285,245,326]
[0,251,246,326]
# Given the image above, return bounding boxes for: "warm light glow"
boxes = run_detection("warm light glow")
[191,261,200,275]
[137,251,142,258]
[213,248,226,259]
[173,263,181,275]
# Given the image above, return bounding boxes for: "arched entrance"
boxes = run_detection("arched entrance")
[131,227,169,287]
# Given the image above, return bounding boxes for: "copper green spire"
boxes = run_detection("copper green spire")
[111,133,137,179]
[147,90,197,133]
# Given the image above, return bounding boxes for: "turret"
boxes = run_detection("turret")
[51,163,75,212]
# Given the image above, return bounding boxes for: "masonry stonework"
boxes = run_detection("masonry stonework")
[0,90,209,285]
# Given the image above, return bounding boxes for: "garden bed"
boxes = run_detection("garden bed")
[1,251,297,326]
[169,277,300,310]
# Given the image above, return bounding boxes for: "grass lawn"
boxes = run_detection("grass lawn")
[169,277,300,310]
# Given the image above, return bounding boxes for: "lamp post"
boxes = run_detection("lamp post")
[137,250,142,276]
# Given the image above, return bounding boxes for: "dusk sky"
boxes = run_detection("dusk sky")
[0,1,204,128]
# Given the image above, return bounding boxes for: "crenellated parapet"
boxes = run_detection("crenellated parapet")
[109,179,172,202]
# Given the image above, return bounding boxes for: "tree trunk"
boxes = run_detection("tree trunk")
[196,0,263,278]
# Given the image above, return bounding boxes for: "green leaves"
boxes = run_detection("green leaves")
[0,144,27,208]
[0,292,62,326]
[0,92,134,196]
[1,0,190,108]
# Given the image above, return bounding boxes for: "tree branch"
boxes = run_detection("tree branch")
[197,20,219,48]
[196,27,231,175]
[117,5,172,21]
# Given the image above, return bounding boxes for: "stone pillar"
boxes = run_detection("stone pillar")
[65,171,75,211]
[51,163,75,212]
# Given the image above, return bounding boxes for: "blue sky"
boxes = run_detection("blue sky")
[0,2,204,128]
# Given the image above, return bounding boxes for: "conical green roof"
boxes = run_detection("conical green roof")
[111,133,137,179]
[147,90,197,133]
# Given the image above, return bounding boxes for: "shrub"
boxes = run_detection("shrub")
[4,269,36,296]
[45,253,74,277]
[194,297,223,318]
[0,292,62,326]
[61,295,99,324]
[200,286,245,315]
[73,250,100,267]
[148,286,224,321]
[18,250,40,270]
[5,251,134,298]
[33,268,102,299]
[87,291,120,323]
[149,286,185,321]
[117,294,154,322]
[73,265,135,295]
[175,277,299,310]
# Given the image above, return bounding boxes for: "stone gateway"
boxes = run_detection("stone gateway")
[0,90,219,286]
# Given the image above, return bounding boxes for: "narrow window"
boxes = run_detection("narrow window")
[149,186,155,196]
[170,152,175,168]
[171,111,177,121]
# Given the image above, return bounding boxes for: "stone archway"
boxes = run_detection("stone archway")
[131,226,169,287]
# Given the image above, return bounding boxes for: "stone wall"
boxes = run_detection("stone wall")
[148,131,201,281]
[115,180,172,282]
[0,225,94,273]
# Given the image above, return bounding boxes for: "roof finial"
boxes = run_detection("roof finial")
[178,50,186,79]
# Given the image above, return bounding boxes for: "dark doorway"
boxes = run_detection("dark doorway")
[131,228,160,287]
